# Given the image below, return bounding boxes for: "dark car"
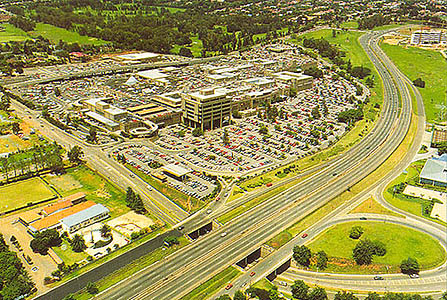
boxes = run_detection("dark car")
[360,217,367,220]
[374,276,384,280]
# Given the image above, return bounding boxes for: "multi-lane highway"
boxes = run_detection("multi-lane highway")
[95,29,420,300]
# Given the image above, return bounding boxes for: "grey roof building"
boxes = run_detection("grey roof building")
[60,204,110,233]
[419,155,447,188]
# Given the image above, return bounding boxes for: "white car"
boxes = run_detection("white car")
[220,232,227,237]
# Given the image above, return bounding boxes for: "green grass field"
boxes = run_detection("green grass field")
[44,166,128,218]
[30,23,107,45]
[0,23,30,42]
[52,239,88,265]
[0,22,107,45]
[380,43,447,123]
[308,222,446,271]
[179,266,241,300]
[0,177,55,213]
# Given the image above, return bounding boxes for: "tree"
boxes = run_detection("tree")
[179,47,193,57]
[365,292,382,300]
[365,76,374,88]
[54,87,62,97]
[413,78,425,88]
[86,282,99,294]
[63,294,76,300]
[234,290,246,300]
[400,257,420,275]
[335,291,359,300]
[259,126,268,135]
[70,234,87,252]
[291,280,309,299]
[308,286,328,300]
[87,127,97,143]
[316,251,328,270]
[11,122,21,135]
[216,295,232,300]
[100,224,112,238]
[293,245,312,267]
[163,236,179,247]
[371,240,386,256]
[311,106,321,119]
[304,66,323,78]
[441,292,447,300]
[349,226,364,239]
[353,239,374,265]
[222,128,230,145]
[192,127,203,137]
[68,146,83,164]
[30,229,61,254]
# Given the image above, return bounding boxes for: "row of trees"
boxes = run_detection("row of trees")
[0,234,35,300]
[0,143,64,183]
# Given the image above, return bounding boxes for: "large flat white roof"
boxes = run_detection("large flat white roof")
[117,52,160,60]
[137,69,169,80]
[162,164,192,177]
[85,111,119,127]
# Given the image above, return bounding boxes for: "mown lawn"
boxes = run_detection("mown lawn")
[0,177,55,212]
[52,240,88,265]
[381,43,447,123]
[179,266,241,300]
[0,23,30,42]
[44,166,129,218]
[29,23,107,45]
[308,222,446,270]
[350,197,403,217]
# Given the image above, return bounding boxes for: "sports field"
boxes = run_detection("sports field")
[0,177,55,213]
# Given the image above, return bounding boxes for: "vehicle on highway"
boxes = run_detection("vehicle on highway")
[279,281,287,286]
[360,217,367,220]
[221,232,227,237]
[250,271,255,276]
[147,185,152,191]
[241,282,246,287]
[178,226,184,230]
[373,276,384,280]
[409,274,420,279]
[225,283,233,290]
[301,233,308,238]
[206,209,212,214]
[130,174,135,178]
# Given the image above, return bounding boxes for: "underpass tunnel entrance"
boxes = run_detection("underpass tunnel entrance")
[187,222,213,240]
[266,258,291,281]
[236,248,262,269]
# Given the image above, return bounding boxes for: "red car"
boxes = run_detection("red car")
[225,283,233,290]
[302,233,308,238]
[250,271,256,277]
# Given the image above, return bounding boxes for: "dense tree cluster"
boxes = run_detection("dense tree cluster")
[30,229,62,255]
[358,14,392,30]
[0,142,64,183]
[337,107,364,124]
[9,15,35,32]
[0,234,35,300]
[8,0,289,55]
[126,187,146,214]
[352,239,387,265]
[400,257,420,275]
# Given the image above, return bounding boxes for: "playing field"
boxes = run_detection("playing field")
[381,44,447,123]
[0,177,55,213]
[0,23,29,42]
[308,221,446,269]
[30,23,107,45]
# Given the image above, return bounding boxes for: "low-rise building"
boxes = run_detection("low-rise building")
[60,204,110,233]
[419,155,447,188]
